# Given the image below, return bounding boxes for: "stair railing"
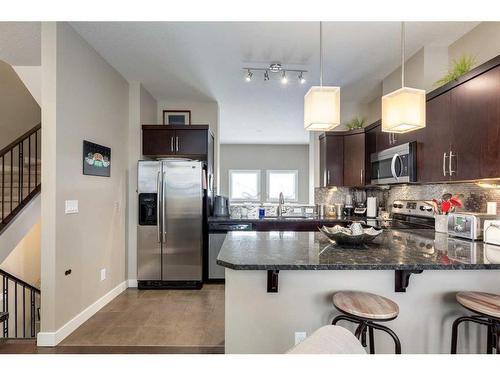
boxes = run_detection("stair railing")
[0,123,41,233]
[1,268,40,338]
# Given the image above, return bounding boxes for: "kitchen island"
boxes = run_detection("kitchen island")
[217,230,500,354]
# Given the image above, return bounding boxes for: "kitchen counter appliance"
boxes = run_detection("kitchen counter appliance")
[370,142,417,185]
[387,200,435,229]
[137,159,204,289]
[208,222,253,280]
[214,195,229,217]
[448,212,500,241]
[484,220,500,246]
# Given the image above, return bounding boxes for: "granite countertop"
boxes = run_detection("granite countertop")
[208,216,361,223]
[216,229,500,271]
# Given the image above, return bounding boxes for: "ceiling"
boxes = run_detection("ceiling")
[0,22,479,144]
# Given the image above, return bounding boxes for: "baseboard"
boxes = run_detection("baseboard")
[37,280,127,347]
[127,279,138,288]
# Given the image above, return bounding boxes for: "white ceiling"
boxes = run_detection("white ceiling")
[0,22,479,144]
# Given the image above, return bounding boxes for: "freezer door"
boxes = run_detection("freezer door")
[162,160,203,281]
[137,161,162,281]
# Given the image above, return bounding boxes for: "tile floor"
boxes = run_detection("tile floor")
[57,284,225,353]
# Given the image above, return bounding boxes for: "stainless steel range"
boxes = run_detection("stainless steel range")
[384,200,435,229]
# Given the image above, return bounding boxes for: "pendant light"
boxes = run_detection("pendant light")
[382,22,426,133]
[304,22,340,131]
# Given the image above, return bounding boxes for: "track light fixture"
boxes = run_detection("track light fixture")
[298,72,306,84]
[245,69,253,82]
[281,71,288,84]
[242,63,306,84]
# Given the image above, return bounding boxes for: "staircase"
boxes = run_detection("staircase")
[1,268,41,339]
[0,123,41,233]
[0,123,41,340]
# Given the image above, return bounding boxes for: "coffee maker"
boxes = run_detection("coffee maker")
[344,194,354,217]
[353,190,367,217]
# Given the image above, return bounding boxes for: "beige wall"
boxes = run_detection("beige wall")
[0,60,41,149]
[220,144,310,204]
[0,222,41,287]
[127,82,157,281]
[449,22,500,67]
[41,22,128,335]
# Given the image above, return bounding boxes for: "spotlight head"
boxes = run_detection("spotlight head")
[245,69,253,82]
[299,72,306,84]
[281,71,288,84]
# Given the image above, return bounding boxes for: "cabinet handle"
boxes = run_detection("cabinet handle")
[393,133,397,144]
[389,133,392,145]
[176,136,179,152]
[170,137,174,152]
[449,150,456,176]
[443,152,448,176]
[360,169,364,185]
[327,170,330,185]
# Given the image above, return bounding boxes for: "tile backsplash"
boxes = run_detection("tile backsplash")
[316,182,500,214]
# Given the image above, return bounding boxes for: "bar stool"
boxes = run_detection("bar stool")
[331,291,401,354]
[451,291,500,354]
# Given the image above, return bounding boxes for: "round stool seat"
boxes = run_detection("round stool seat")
[333,291,399,320]
[456,292,500,319]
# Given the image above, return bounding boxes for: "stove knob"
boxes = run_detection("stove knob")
[397,204,403,209]
[419,206,425,211]
[393,203,398,208]
[426,207,433,212]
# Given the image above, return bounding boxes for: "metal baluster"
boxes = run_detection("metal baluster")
[3,275,8,337]
[34,131,38,187]
[10,149,13,213]
[28,136,31,192]
[30,289,35,337]
[19,142,23,202]
[22,285,26,338]
[1,155,4,221]
[14,282,17,337]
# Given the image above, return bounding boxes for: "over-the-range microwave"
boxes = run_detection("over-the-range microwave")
[370,142,417,185]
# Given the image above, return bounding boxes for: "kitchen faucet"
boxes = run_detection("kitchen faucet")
[277,192,285,217]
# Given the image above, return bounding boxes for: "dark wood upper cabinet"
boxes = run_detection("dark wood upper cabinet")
[175,129,208,156]
[142,128,176,156]
[343,132,366,187]
[450,64,500,181]
[319,134,343,187]
[417,91,451,183]
[142,125,213,158]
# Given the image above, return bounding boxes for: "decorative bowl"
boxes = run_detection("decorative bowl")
[318,224,383,246]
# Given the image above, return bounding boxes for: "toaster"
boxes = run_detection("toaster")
[484,220,500,246]
[447,212,500,241]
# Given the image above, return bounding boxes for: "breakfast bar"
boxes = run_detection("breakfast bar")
[217,230,500,354]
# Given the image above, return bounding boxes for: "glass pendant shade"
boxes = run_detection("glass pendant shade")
[304,86,341,131]
[381,87,426,133]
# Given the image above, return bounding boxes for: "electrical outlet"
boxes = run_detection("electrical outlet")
[294,331,307,345]
[100,268,106,281]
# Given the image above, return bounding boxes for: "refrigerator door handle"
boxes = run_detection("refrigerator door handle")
[162,171,167,243]
[156,171,161,243]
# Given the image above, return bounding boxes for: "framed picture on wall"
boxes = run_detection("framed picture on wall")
[83,140,111,177]
[163,110,191,125]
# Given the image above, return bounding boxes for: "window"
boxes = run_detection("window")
[266,170,298,202]
[229,170,261,201]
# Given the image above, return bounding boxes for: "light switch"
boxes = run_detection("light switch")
[65,200,79,214]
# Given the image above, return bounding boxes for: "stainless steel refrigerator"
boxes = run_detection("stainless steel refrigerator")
[137,159,203,288]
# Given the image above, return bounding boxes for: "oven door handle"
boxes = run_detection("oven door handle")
[391,153,400,181]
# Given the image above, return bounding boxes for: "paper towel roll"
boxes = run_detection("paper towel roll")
[487,202,497,215]
[367,197,377,218]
